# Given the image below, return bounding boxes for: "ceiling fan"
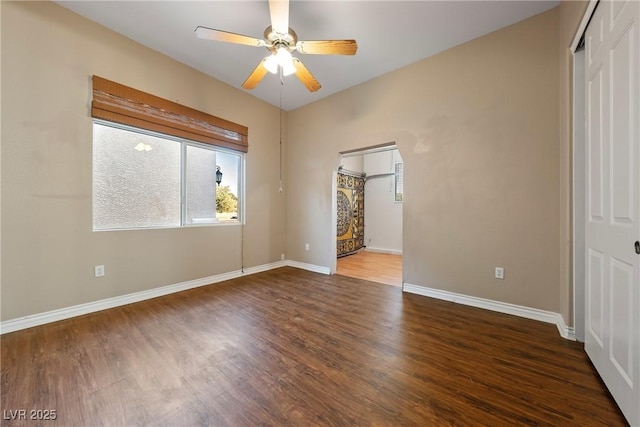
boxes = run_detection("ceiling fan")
[195,0,357,93]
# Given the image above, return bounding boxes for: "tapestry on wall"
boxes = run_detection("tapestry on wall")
[337,171,365,257]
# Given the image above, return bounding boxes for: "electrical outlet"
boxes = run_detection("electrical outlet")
[95,265,105,278]
[281,253,285,261]
[495,267,504,280]
[305,243,310,251]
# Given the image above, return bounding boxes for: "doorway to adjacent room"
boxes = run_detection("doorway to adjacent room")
[334,143,403,287]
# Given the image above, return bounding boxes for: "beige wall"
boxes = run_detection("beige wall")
[0,1,287,321]
[287,9,567,314]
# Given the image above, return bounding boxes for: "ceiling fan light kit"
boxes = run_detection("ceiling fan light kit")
[195,0,357,93]
[263,45,296,76]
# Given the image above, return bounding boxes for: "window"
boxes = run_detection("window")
[93,122,242,230]
[394,162,404,202]
[90,76,247,231]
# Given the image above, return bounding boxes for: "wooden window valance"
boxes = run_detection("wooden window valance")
[91,75,248,153]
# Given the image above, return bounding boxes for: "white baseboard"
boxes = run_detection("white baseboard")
[286,260,331,275]
[243,260,287,275]
[365,247,403,255]
[6,263,572,342]
[0,261,288,335]
[403,283,576,341]
[556,317,576,341]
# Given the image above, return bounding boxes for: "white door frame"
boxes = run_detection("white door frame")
[571,0,598,343]
[572,47,586,342]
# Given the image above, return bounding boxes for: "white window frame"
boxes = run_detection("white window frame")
[394,162,404,203]
[93,120,244,231]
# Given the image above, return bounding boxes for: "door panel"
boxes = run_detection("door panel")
[610,256,633,385]
[588,64,604,221]
[587,248,605,347]
[610,21,634,225]
[584,1,639,425]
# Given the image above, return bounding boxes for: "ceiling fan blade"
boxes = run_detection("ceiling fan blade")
[195,26,265,47]
[269,0,289,35]
[292,58,321,92]
[296,40,358,55]
[242,59,269,90]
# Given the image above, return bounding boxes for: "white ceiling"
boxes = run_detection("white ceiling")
[56,0,559,111]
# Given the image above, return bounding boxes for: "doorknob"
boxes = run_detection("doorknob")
[635,241,640,255]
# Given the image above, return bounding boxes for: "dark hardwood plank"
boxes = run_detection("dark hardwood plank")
[0,267,627,426]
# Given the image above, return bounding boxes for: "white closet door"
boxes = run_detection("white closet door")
[584,1,640,425]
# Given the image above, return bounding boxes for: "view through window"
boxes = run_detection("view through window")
[93,122,242,230]
[394,162,404,202]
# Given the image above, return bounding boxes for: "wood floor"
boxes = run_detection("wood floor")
[336,250,402,286]
[1,267,626,426]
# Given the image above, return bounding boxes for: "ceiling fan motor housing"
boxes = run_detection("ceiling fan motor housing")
[264,26,297,53]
